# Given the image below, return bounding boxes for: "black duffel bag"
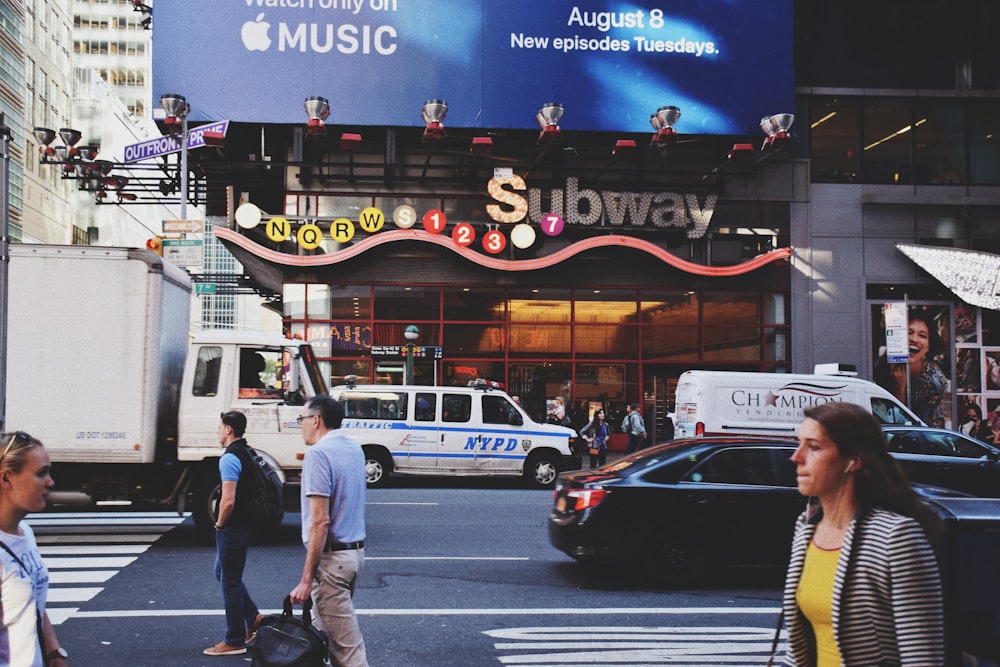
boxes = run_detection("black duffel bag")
[251,596,330,667]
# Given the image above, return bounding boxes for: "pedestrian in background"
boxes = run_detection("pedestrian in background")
[779,402,943,666]
[622,403,646,453]
[204,411,263,657]
[580,408,609,469]
[290,396,369,667]
[0,431,68,667]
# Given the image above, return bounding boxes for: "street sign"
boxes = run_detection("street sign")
[162,239,203,268]
[123,120,230,163]
[194,283,217,294]
[884,301,909,364]
[163,219,204,234]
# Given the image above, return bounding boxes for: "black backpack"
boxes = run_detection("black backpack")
[231,442,285,530]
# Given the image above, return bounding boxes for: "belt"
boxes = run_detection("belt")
[323,540,364,552]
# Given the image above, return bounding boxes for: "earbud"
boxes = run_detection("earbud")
[844,460,855,474]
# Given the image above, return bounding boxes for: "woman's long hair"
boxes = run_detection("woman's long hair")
[802,403,941,540]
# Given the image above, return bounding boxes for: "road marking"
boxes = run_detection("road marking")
[366,557,530,561]
[28,512,187,625]
[487,626,786,666]
[66,607,780,619]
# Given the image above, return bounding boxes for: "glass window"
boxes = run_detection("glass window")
[330,285,370,320]
[442,361,506,387]
[443,287,505,321]
[810,97,860,183]
[372,323,439,347]
[703,327,761,362]
[642,327,700,362]
[307,284,332,319]
[509,288,571,323]
[442,394,472,422]
[641,291,699,326]
[329,360,372,386]
[574,325,638,358]
[862,98,913,184]
[284,283,306,319]
[574,289,638,324]
[702,292,759,326]
[444,324,505,357]
[969,100,1000,186]
[482,394,518,425]
[685,448,793,486]
[374,286,440,320]
[316,195,372,220]
[342,392,407,420]
[510,324,570,358]
[192,346,222,397]
[914,99,965,185]
[415,393,436,420]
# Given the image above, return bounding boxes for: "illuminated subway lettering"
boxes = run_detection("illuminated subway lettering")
[486,176,717,239]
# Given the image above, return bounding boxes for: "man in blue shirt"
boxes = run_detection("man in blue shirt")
[290,396,368,667]
[204,411,262,657]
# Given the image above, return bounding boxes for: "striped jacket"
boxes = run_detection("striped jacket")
[780,507,944,667]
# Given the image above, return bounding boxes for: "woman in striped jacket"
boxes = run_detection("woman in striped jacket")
[780,402,944,667]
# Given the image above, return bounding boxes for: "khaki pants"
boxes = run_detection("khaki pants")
[311,548,368,667]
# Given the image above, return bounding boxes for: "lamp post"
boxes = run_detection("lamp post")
[159,94,189,219]
[0,113,9,431]
[403,325,420,386]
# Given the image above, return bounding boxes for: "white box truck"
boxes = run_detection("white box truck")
[4,245,328,529]
[673,367,924,438]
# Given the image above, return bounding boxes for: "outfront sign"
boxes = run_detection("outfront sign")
[152,1,792,134]
[123,121,230,163]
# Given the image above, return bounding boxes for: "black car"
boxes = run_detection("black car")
[548,437,967,587]
[883,426,1000,498]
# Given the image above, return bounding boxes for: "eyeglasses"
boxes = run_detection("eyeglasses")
[1,431,29,462]
[296,414,317,425]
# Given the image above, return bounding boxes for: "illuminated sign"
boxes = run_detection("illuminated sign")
[153,1,792,134]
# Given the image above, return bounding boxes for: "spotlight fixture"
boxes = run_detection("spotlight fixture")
[612,139,636,156]
[132,0,152,29]
[304,96,331,137]
[340,133,363,151]
[421,99,448,142]
[159,94,189,132]
[470,136,493,154]
[760,113,795,150]
[536,102,564,143]
[32,128,56,156]
[78,145,99,161]
[649,105,681,145]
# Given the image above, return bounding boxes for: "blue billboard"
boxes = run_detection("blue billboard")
[152,1,792,134]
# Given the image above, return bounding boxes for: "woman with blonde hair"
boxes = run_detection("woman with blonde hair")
[0,431,68,666]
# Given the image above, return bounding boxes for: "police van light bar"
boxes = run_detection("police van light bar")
[468,379,505,390]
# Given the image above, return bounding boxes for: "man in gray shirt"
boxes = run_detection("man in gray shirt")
[290,396,368,667]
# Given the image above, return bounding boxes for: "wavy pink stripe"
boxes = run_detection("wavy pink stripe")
[215,227,792,277]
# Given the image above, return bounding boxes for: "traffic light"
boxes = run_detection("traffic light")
[146,235,164,256]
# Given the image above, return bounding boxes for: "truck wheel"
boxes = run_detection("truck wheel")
[191,467,222,532]
[364,448,393,488]
[524,452,559,489]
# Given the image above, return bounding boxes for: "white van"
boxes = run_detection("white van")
[673,367,924,438]
[329,380,582,487]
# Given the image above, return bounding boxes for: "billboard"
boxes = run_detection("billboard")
[152,0,793,134]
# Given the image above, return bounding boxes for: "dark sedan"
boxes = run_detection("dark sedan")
[883,426,1000,498]
[548,437,967,587]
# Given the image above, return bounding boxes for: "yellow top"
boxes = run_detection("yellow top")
[796,540,842,667]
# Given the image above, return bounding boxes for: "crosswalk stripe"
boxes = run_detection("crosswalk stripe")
[21,512,186,625]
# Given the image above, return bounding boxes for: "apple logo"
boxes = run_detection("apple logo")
[241,13,271,52]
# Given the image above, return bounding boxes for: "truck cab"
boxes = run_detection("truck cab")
[176,330,327,527]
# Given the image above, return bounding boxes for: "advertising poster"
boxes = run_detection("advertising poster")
[152,0,793,133]
[872,304,952,428]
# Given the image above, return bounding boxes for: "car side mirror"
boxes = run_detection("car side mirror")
[987,450,1000,463]
[508,413,523,426]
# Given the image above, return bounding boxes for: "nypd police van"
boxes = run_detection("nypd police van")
[329,379,582,488]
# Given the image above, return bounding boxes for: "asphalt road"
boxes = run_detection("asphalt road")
[43,481,786,666]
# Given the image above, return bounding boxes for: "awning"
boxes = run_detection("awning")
[897,244,1000,310]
